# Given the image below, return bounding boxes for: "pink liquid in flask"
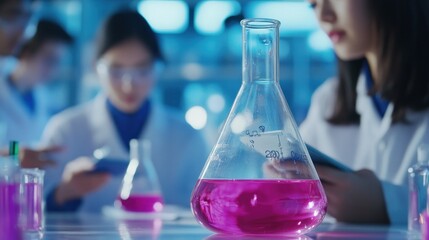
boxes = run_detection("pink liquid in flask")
[118,194,164,212]
[191,179,327,235]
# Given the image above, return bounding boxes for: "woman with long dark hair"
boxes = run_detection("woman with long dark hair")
[300,0,429,224]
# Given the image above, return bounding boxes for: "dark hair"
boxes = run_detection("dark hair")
[18,19,74,58]
[224,14,245,29]
[0,0,34,8]
[96,9,163,61]
[329,0,429,124]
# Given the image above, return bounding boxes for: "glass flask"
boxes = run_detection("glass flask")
[117,139,164,213]
[191,18,327,236]
[408,144,429,234]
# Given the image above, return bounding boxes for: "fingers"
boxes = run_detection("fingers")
[315,164,349,184]
[74,172,111,194]
[355,168,376,178]
[89,173,111,184]
[67,157,95,173]
[63,157,95,181]
[57,171,110,203]
[38,145,64,153]
[20,159,57,169]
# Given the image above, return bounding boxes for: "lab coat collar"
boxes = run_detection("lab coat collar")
[356,71,393,139]
[88,94,166,158]
[356,71,427,136]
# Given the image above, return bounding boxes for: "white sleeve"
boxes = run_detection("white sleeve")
[40,115,70,195]
[381,181,408,225]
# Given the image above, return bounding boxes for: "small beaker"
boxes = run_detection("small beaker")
[0,156,22,240]
[21,168,45,239]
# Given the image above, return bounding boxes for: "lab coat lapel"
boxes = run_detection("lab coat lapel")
[355,73,386,170]
[88,95,128,158]
[356,72,394,139]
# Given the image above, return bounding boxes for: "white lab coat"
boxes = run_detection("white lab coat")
[0,57,50,148]
[42,95,208,212]
[300,73,429,225]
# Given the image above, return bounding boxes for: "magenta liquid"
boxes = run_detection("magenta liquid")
[0,182,22,240]
[118,194,164,212]
[191,179,327,235]
[24,182,43,231]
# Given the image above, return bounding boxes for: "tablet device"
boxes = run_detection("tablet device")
[90,158,129,176]
[306,144,352,172]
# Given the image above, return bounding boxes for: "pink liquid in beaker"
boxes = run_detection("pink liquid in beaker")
[24,182,43,231]
[118,194,164,212]
[191,179,327,235]
[0,182,22,240]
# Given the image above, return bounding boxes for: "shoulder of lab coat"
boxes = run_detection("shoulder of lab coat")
[299,77,338,140]
[299,78,339,149]
[0,63,50,147]
[299,77,360,164]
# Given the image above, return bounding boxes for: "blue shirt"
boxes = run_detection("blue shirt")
[107,99,151,151]
[363,61,390,118]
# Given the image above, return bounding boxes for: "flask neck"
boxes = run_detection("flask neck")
[242,19,280,83]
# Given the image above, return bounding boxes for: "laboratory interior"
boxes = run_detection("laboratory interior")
[1,0,429,239]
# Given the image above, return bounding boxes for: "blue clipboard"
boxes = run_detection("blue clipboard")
[90,158,129,176]
[306,144,352,172]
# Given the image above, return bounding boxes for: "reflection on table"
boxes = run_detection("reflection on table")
[41,211,413,240]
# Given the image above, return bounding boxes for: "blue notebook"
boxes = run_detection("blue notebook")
[306,144,352,172]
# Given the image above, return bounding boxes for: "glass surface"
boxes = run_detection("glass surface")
[117,139,164,213]
[191,18,327,236]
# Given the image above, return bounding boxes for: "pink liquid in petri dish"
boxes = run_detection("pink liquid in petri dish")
[0,182,22,240]
[24,182,43,231]
[191,179,327,236]
[118,194,164,212]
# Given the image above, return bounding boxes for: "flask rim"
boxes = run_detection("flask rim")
[240,18,281,29]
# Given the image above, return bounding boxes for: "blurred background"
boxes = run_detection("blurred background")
[36,0,336,145]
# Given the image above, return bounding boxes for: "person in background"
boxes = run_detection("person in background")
[0,0,33,57]
[42,9,208,213]
[0,0,34,145]
[0,0,57,168]
[0,19,73,149]
[300,0,429,224]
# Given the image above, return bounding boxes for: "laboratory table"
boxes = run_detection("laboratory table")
[41,212,414,240]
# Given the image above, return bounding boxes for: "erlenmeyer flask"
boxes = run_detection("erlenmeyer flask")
[191,18,327,236]
[117,139,164,212]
